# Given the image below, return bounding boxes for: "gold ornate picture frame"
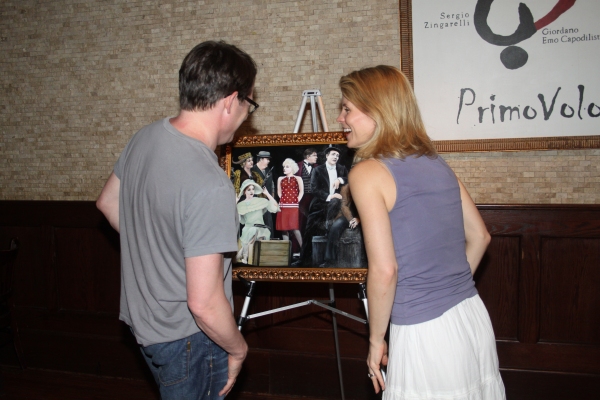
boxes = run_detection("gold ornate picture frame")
[221,132,368,282]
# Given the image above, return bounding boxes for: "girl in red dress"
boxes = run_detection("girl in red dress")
[276,158,304,248]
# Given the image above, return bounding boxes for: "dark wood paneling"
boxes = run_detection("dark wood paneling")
[54,227,120,313]
[474,236,520,340]
[497,341,600,374]
[540,237,600,344]
[0,226,53,308]
[501,369,600,400]
[18,328,150,379]
[1,201,599,399]
[0,368,159,400]
[478,205,600,381]
[3,367,599,400]
[269,352,378,400]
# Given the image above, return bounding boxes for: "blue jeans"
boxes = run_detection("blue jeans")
[140,330,228,400]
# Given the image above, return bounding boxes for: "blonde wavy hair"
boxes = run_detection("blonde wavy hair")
[282,158,299,174]
[339,65,437,162]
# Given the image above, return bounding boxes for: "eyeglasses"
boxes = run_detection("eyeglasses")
[244,97,260,115]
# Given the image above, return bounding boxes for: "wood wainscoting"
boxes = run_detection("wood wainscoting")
[0,201,599,399]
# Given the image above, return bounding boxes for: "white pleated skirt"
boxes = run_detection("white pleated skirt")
[383,295,506,400]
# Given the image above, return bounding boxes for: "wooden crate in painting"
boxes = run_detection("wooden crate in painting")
[251,240,291,266]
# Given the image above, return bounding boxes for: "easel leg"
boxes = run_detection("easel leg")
[317,95,329,132]
[309,95,319,132]
[358,282,368,320]
[293,95,308,133]
[237,276,256,331]
[329,283,345,400]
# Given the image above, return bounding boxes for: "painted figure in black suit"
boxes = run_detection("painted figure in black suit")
[319,183,361,268]
[295,148,318,239]
[251,150,275,233]
[293,146,348,266]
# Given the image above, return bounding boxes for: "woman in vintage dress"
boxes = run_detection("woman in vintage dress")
[276,158,304,248]
[236,179,279,264]
[337,65,505,399]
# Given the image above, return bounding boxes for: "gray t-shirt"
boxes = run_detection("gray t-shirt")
[114,118,239,347]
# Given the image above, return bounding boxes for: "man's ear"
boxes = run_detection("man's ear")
[223,91,239,114]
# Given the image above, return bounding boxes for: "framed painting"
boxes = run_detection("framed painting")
[221,132,368,283]
[400,0,600,152]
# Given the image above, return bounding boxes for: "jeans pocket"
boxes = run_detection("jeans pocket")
[151,338,191,386]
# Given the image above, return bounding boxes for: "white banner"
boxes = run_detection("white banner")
[412,0,600,140]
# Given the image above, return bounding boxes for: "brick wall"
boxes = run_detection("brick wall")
[445,150,600,204]
[1,0,598,203]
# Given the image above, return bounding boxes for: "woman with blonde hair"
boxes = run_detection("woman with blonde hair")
[338,65,505,399]
[276,158,304,248]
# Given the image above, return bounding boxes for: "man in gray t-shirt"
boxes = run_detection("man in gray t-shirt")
[97,41,259,399]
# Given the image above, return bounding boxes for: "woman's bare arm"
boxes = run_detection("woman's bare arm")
[349,159,397,394]
[457,178,491,275]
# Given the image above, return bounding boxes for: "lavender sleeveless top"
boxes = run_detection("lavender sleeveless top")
[384,155,477,325]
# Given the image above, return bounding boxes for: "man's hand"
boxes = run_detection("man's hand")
[219,349,247,396]
[332,178,341,190]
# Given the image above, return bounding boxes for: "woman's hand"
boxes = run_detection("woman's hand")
[263,188,274,200]
[367,339,388,393]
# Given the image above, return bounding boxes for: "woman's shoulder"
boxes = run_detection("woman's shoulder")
[350,158,397,211]
[350,158,390,179]
[350,159,395,190]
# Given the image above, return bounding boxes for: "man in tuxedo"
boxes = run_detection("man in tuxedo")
[295,148,318,239]
[251,150,275,233]
[293,146,348,266]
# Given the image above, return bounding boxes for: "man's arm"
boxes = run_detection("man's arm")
[340,185,354,221]
[331,165,348,190]
[186,254,248,396]
[96,172,120,233]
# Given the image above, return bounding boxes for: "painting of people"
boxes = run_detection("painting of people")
[227,140,366,268]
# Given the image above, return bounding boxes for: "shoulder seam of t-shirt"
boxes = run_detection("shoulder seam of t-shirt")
[162,118,215,152]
